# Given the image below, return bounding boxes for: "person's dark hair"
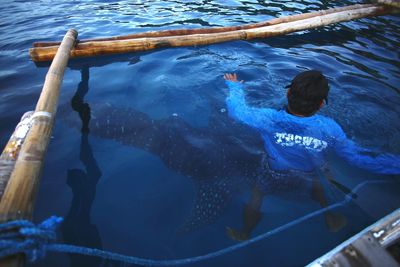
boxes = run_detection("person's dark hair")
[286,70,329,116]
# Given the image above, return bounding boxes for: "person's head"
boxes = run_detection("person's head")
[286,70,329,116]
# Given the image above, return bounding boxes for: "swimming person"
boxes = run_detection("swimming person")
[223,70,400,241]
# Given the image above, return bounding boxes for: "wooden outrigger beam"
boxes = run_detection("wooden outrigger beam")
[377,0,400,8]
[0,112,35,201]
[29,3,397,62]
[32,4,373,48]
[0,29,77,267]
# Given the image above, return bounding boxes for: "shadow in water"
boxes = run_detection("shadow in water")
[61,67,103,267]
[33,52,143,69]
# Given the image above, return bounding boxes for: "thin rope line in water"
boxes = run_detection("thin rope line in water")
[42,179,397,266]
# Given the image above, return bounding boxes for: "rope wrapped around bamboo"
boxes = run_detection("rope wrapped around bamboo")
[29,4,394,62]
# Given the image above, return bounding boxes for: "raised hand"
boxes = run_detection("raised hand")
[224,73,243,83]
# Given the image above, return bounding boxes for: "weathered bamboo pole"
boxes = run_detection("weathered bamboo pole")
[0,112,34,201]
[376,0,400,8]
[33,4,373,48]
[0,29,77,267]
[29,4,394,62]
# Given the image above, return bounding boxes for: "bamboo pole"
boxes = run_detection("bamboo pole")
[32,4,373,48]
[30,4,392,62]
[376,0,400,8]
[0,112,34,201]
[0,29,77,267]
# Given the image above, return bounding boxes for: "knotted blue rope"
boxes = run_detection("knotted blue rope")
[0,216,62,261]
[0,179,397,266]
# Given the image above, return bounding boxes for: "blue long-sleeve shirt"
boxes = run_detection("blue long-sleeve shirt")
[225,81,400,174]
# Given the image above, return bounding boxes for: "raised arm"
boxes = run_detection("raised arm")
[330,122,400,175]
[224,73,276,129]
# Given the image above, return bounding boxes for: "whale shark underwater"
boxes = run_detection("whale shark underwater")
[58,67,266,233]
[57,66,362,235]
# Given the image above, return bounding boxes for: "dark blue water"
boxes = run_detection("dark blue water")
[1,1,400,266]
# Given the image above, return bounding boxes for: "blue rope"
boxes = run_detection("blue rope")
[0,179,396,266]
[0,216,62,261]
[47,201,345,266]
